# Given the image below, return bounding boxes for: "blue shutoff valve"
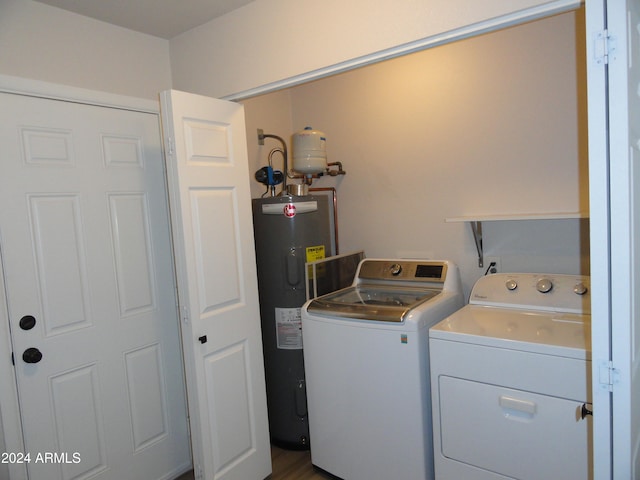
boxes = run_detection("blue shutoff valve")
[255,166,284,187]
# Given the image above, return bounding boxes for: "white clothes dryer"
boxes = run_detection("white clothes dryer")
[430,273,592,480]
[301,259,464,480]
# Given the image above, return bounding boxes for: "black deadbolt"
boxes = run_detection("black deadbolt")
[198,335,208,344]
[19,315,37,330]
[22,347,43,364]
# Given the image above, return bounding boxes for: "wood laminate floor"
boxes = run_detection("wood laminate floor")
[174,445,333,480]
[270,445,333,479]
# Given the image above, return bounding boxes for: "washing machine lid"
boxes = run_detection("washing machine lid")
[306,284,441,322]
[430,305,591,360]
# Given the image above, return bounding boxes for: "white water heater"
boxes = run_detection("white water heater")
[292,127,327,174]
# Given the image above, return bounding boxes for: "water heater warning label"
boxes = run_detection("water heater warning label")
[306,245,325,263]
[306,245,326,280]
[275,307,303,350]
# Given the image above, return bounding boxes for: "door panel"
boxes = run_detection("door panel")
[49,365,106,478]
[125,343,169,451]
[160,90,271,480]
[30,194,91,334]
[205,342,254,471]
[109,193,156,317]
[190,189,241,310]
[0,92,191,480]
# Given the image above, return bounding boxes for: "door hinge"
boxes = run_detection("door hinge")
[594,29,617,65]
[598,360,619,391]
[181,305,190,324]
[168,136,175,155]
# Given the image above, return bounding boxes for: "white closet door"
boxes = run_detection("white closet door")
[160,89,271,480]
[587,0,640,477]
[607,0,640,477]
[0,92,190,480]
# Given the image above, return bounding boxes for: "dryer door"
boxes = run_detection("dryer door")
[438,376,591,479]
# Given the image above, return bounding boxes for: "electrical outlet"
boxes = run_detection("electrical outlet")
[485,256,501,274]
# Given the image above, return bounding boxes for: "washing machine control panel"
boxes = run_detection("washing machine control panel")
[471,273,590,314]
[357,259,449,284]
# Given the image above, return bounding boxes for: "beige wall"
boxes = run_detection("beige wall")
[242,10,589,295]
[0,0,579,104]
[170,0,580,99]
[0,0,172,99]
[243,88,295,198]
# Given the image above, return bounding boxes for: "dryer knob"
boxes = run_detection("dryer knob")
[574,283,588,295]
[536,278,553,293]
[505,279,518,291]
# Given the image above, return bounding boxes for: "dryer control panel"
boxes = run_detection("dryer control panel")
[470,273,590,314]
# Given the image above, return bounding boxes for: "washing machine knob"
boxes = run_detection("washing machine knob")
[536,278,553,293]
[389,263,402,276]
[505,279,518,291]
[574,282,588,295]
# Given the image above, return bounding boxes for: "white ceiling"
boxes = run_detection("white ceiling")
[33,0,255,39]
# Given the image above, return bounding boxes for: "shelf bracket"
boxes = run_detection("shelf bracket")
[470,221,484,268]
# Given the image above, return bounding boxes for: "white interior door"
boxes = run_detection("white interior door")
[159,90,271,480]
[587,0,640,477]
[607,0,640,477]
[0,92,191,479]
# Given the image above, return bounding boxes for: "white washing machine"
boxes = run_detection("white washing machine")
[301,259,464,480]
[429,273,592,480]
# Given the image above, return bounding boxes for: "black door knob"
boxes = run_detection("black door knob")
[19,315,37,330]
[22,347,42,364]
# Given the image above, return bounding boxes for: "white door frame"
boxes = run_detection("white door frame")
[584,0,612,478]
[0,74,165,480]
